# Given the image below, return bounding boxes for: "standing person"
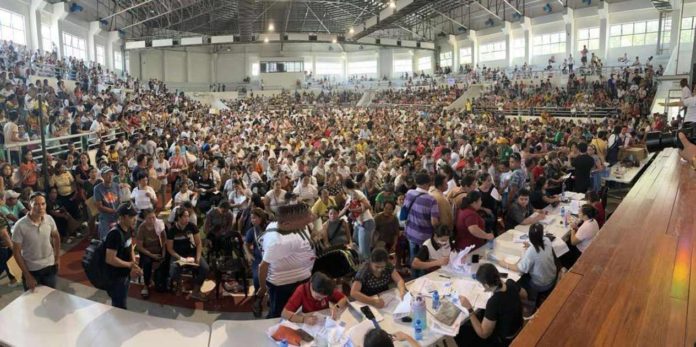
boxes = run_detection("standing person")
[104,203,142,309]
[571,142,595,194]
[506,153,526,208]
[0,215,18,286]
[402,171,440,266]
[341,178,375,262]
[257,203,317,319]
[429,174,453,231]
[153,149,170,205]
[131,172,157,213]
[11,192,61,291]
[454,191,494,251]
[243,208,269,317]
[94,167,120,240]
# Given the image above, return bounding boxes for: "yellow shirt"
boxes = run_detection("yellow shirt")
[311,197,337,219]
[51,172,75,196]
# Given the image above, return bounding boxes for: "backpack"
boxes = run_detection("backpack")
[82,229,125,290]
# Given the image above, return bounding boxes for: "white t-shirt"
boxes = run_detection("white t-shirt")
[576,219,600,253]
[261,222,315,286]
[345,189,373,222]
[131,186,156,211]
[683,96,696,123]
[153,159,170,184]
[3,121,18,147]
[293,184,318,204]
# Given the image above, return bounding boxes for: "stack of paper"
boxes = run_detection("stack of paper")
[391,292,413,319]
[411,277,453,297]
[441,245,476,275]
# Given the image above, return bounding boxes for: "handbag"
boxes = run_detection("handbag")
[399,192,426,222]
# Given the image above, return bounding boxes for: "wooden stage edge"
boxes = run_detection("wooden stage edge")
[512,148,696,347]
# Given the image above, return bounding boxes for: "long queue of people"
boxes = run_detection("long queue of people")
[0,42,670,347]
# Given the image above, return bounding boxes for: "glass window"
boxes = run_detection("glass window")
[251,63,259,76]
[512,38,525,58]
[479,41,506,62]
[533,32,566,56]
[63,32,86,60]
[393,58,412,73]
[439,51,452,68]
[459,47,472,64]
[681,17,696,43]
[114,51,123,70]
[577,27,600,51]
[417,56,432,71]
[95,45,105,66]
[348,60,377,75]
[0,9,26,46]
[316,61,342,75]
[609,19,669,48]
[41,25,54,52]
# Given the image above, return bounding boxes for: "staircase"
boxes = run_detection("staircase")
[445,84,484,110]
[650,42,691,118]
[357,90,374,107]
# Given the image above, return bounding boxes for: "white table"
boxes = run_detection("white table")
[0,286,210,347]
[605,152,656,184]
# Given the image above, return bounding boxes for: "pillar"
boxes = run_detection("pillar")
[469,30,479,68]
[522,17,532,65]
[29,0,46,51]
[563,8,575,61]
[598,2,609,62]
[51,2,69,59]
[88,21,101,63]
[211,52,218,83]
[503,22,512,66]
[106,31,120,71]
[449,34,459,69]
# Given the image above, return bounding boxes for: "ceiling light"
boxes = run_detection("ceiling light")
[349,27,355,34]
[268,23,275,32]
[389,1,396,9]
[264,37,269,43]
[332,38,337,43]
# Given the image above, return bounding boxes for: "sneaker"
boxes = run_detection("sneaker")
[140,287,149,299]
[8,278,19,287]
[252,296,263,318]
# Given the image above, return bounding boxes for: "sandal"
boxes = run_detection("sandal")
[140,287,149,299]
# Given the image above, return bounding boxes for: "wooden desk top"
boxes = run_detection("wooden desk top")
[513,148,696,347]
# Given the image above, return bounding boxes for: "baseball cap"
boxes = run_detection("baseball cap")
[117,203,138,216]
[4,190,20,199]
[100,166,113,175]
[510,153,522,161]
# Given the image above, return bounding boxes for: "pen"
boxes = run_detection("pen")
[439,274,451,279]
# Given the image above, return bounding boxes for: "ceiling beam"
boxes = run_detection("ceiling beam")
[475,0,503,21]
[101,0,155,21]
[431,8,468,30]
[122,0,203,29]
[305,2,331,34]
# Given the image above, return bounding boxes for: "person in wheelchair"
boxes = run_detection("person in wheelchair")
[166,207,209,301]
[205,200,236,257]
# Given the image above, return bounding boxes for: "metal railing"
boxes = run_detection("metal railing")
[4,129,126,164]
[473,106,619,118]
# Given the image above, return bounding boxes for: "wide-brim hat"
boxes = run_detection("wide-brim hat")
[275,203,317,232]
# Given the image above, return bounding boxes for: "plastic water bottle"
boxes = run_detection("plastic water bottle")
[414,319,424,341]
[561,181,566,201]
[561,207,567,229]
[279,339,289,347]
[432,290,440,310]
[411,296,427,331]
[486,239,495,260]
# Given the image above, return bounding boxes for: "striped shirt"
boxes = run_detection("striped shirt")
[404,188,440,244]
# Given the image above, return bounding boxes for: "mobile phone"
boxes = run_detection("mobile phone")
[471,254,480,263]
[500,272,509,279]
[401,316,412,323]
[360,305,376,320]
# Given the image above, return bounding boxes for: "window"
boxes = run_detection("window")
[114,51,123,70]
[533,32,566,55]
[260,61,304,73]
[512,38,525,58]
[316,61,342,75]
[347,60,377,75]
[251,63,259,76]
[459,47,472,64]
[609,19,671,48]
[417,56,431,71]
[681,17,695,43]
[393,58,412,73]
[0,9,26,46]
[479,41,505,62]
[439,51,452,68]
[95,45,105,66]
[41,25,54,52]
[63,32,86,60]
[577,27,600,51]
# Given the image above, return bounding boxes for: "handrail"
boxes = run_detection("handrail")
[4,131,98,150]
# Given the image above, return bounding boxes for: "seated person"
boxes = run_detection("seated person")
[0,190,27,226]
[320,206,351,248]
[136,209,166,298]
[174,179,197,207]
[167,201,198,227]
[350,247,406,308]
[501,223,557,303]
[505,189,546,230]
[567,204,600,260]
[281,272,349,325]
[530,177,560,210]
[364,328,420,347]
[166,208,209,301]
[411,224,451,272]
[372,201,400,251]
[587,191,605,228]
[204,200,235,253]
[456,263,527,346]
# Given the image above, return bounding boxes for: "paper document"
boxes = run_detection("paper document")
[491,187,501,201]
[569,200,580,215]
[493,264,521,281]
[512,232,530,244]
[441,245,476,275]
[411,278,453,297]
[504,255,520,264]
[392,292,413,319]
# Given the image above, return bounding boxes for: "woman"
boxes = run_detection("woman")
[50,161,80,220]
[411,224,451,272]
[587,191,605,227]
[168,145,188,193]
[0,214,17,286]
[173,179,196,207]
[166,208,209,301]
[153,149,170,204]
[131,172,157,213]
[560,204,600,269]
[454,191,494,251]
[364,329,420,347]
[243,207,269,315]
[114,164,132,202]
[502,223,557,304]
[456,263,526,346]
[136,209,166,299]
[263,180,287,216]
[84,167,103,236]
[292,174,318,205]
[321,206,352,248]
[341,178,375,262]
[1,164,17,192]
[18,151,38,190]
[195,166,218,214]
[73,152,92,202]
[530,177,560,210]
[588,144,607,193]
[372,201,400,252]
[477,173,498,234]
[350,248,406,308]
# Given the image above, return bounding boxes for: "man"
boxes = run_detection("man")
[104,203,143,309]
[572,142,595,194]
[429,174,453,231]
[94,167,121,240]
[166,208,209,301]
[204,200,235,253]
[258,203,317,318]
[3,110,24,165]
[505,189,545,230]
[1,190,27,226]
[12,192,61,291]
[131,153,149,184]
[506,153,526,207]
[281,272,349,324]
[403,171,440,265]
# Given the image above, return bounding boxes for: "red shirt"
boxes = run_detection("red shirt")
[454,207,486,251]
[284,282,345,314]
[531,165,545,181]
[593,201,606,228]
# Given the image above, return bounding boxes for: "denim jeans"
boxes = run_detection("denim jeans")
[408,240,424,278]
[107,276,130,309]
[353,219,375,262]
[169,257,210,287]
[266,278,308,319]
[0,247,16,281]
[251,259,261,293]
[22,264,57,291]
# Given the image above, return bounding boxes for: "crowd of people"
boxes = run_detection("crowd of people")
[0,39,681,347]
